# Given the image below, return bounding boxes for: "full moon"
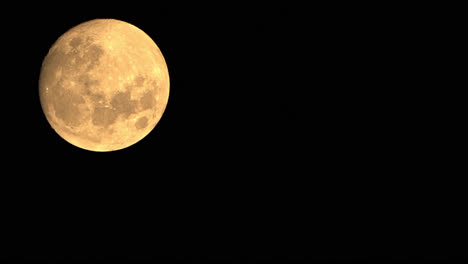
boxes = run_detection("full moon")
[39,19,169,151]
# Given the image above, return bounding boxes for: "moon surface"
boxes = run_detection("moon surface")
[39,19,169,151]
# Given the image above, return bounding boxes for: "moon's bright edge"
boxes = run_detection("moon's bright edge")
[39,19,169,151]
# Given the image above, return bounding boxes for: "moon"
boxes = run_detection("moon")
[39,19,169,151]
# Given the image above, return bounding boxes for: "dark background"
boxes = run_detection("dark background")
[2,2,304,258]
[1,2,465,262]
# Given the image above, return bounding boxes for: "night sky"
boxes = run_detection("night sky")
[1,2,460,262]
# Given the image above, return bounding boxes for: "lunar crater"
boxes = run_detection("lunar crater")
[69,37,82,49]
[83,44,105,70]
[92,106,117,127]
[134,75,146,87]
[78,74,100,88]
[111,91,138,117]
[135,116,148,129]
[140,90,155,110]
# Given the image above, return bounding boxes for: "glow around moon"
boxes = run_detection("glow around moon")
[39,19,169,151]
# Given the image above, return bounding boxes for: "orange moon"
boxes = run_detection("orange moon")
[39,19,169,151]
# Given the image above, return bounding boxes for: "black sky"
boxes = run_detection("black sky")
[2,2,306,256]
[1,3,462,261]
[8,5,300,168]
